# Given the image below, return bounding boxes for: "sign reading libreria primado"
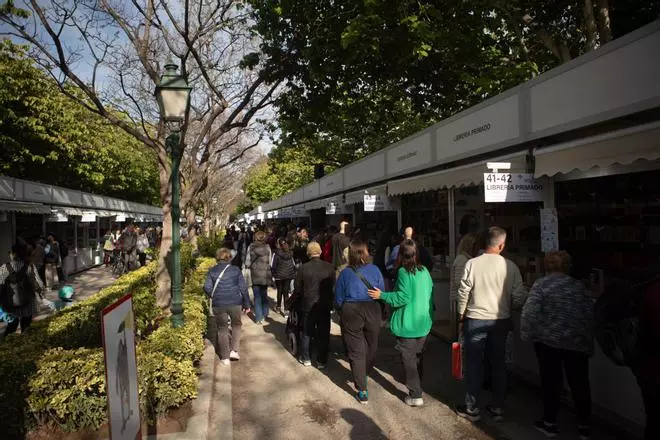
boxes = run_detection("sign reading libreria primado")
[483,173,543,203]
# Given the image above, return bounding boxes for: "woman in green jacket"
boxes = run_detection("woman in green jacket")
[368,239,434,407]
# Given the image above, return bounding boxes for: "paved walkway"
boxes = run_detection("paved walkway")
[209,288,636,440]
[0,265,118,335]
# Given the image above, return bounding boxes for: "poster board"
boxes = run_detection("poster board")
[102,294,141,440]
[540,208,559,252]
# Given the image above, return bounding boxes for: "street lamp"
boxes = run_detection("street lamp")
[155,60,192,328]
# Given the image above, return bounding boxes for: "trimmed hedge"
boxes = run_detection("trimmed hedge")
[0,251,211,437]
[197,231,226,258]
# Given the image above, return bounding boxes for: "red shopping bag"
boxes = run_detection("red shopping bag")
[451,341,463,380]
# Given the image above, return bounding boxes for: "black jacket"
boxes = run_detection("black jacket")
[294,258,335,312]
[272,248,296,280]
[331,233,351,269]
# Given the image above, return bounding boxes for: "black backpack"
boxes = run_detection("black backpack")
[595,266,660,368]
[1,263,34,309]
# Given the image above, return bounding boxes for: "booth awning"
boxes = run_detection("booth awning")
[388,152,528,196]
[344,185,388,205]
[0,200,52,214]
[305,196,339,211]
[534,121,660,178]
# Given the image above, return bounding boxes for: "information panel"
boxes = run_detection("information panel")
[102,294,140,440]
[483,173,543,203]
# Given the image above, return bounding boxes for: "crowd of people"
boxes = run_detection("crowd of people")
[203,221,659,440]
[101,224,160,273]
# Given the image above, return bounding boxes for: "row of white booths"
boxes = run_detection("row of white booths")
[252,20,660,437]
[0,176,162,274]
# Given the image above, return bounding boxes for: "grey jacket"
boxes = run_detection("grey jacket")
[248,243,272,286]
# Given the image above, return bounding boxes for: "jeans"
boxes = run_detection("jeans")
[534,342,591,425]
[213,305,243,360]
[396,336,427,398]
[300,303,331,364]
[463,318,511,409]
[252,285,269,322]
[276,279,292,309]
[341,301,382,391]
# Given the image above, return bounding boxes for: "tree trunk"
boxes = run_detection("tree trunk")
[582,0,598,51]
[156,153,173,310]
[596,0,612,43]
[186,208,199,251]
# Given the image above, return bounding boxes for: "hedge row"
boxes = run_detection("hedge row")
[0,245,211,437]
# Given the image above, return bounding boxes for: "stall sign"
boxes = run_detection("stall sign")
[257,213,265,221]
[101,294,141,440]
[325,202,337,215]
[364,194,394,212]
[483,173,543,203]
[115,214,127,222]
[81,212,97,223]
[48,212,69,223]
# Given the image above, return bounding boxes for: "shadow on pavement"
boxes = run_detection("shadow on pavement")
[340,408,387,440]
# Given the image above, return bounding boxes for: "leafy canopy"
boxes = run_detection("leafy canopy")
[0,41,159,204]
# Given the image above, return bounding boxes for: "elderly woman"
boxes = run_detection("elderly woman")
[247,230,272,325]
[521,251,594,440]
[204,248,251,365]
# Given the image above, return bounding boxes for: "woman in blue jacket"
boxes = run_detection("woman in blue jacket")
[204,248,251,365]
[335,239,385,404]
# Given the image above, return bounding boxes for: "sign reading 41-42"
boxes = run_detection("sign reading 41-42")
[484,173,544,203]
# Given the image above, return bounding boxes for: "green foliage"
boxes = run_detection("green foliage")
[250,0,660,168]
[0,256,204,436]
[0,41,159,204]
[243,147,324,204]
[197,231,226,258]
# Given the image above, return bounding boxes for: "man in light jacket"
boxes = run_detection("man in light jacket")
[456,226,527,422]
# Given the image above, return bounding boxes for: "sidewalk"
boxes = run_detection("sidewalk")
[216,287,637,440]
[0,264,118,334]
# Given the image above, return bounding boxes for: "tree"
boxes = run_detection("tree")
[0,41,159,204]
[1,0,282,307]
[249,0,660,167]
[242,145,323,204]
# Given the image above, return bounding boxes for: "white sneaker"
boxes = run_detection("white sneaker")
[404,396,424,407]
[230,351,240,361]
[220,359,230,366]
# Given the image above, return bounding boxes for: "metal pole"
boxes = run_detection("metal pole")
[169,131,184,328]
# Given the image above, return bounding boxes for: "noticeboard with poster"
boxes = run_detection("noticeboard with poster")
[101,294,140,440]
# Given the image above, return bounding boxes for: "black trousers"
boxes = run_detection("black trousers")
[340,301,381,391]
[299,303,331,364]
[275,279,292,309]
[396,336,427,398]
[534,342,591,425]
[636,373,660,440]
[5,316,33,335]
[138,252,147,267]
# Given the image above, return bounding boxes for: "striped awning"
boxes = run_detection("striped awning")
[0,200,52,214]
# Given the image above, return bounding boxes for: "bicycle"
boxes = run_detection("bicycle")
[111,249,127,276]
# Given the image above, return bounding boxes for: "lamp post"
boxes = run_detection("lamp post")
[155,61,192,328]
